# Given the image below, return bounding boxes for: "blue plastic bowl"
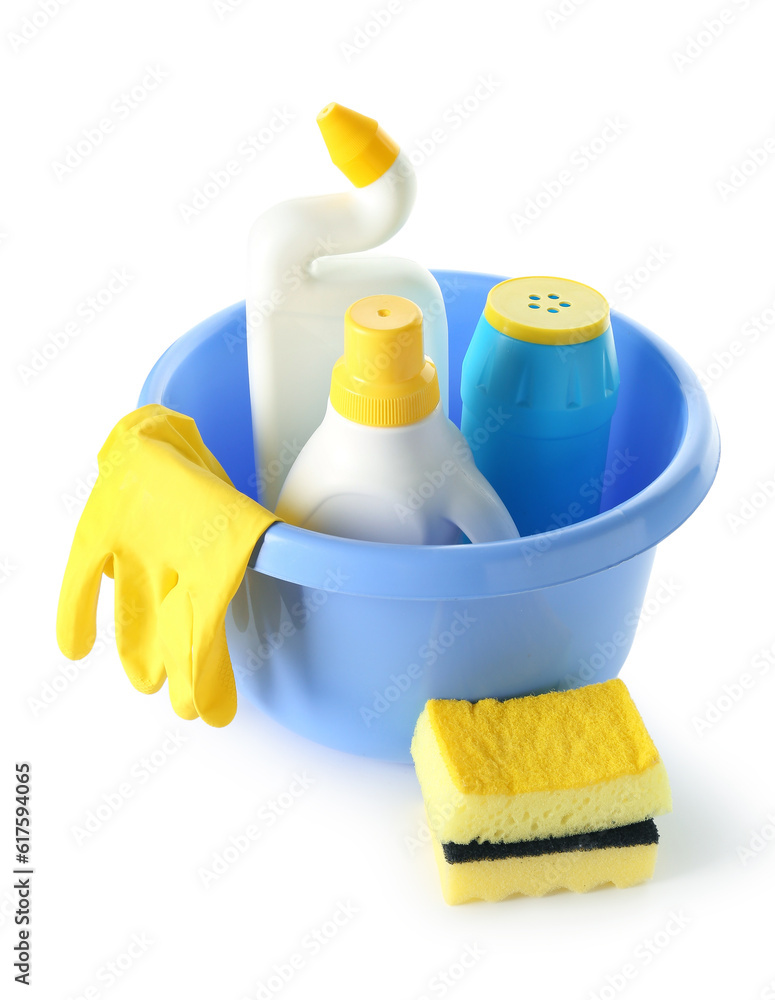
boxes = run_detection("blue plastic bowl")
[140,270,719,762]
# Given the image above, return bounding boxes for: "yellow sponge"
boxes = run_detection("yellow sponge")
[431,833,658,905]
[411,680,671,845]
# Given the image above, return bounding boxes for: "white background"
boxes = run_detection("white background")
[3,0,774,998]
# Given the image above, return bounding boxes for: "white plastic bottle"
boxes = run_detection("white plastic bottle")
[247,102,448,509]
[275,295,519,545]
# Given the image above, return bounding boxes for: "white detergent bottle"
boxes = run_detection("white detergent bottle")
[275,295,519,545]
[247,102,448,509]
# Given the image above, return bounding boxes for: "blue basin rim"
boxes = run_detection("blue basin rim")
[140,271,720,601]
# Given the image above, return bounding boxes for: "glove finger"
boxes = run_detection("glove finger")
[191,604,237,728]
[113,556,168,695]
[57,533,112,660]
[159,584,198,721]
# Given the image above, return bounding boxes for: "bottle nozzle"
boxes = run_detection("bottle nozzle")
[317,102,399,188]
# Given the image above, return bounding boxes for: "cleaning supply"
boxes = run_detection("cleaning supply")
[460,276,620,536]
[141,269,721,761]
[429,821,659,903]
[247,102,449,510]
[275,294,518,545]
[410,680,671,903]
[56,405,279,727]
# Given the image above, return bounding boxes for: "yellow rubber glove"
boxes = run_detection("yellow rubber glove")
[57,404,279,727]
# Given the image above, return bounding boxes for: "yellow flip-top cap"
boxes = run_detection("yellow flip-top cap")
[330,295,440,427]
[484,276,610,346]
[317,102,399,188]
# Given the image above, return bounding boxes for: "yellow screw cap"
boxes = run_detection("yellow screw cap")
[330,295,440,427]
[317,102,399,188]
[484,276,610,346]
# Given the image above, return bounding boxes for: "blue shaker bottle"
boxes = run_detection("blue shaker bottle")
[461,277,619,536]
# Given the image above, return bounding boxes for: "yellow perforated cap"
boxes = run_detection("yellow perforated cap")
[484,276,610,346]
[330,295,440,427]
[317,102,399,187]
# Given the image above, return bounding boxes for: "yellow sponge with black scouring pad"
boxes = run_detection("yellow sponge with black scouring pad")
[411,680,671,904]
[431,833,659,904]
